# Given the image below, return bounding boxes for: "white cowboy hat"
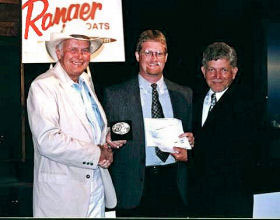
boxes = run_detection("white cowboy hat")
[45,32,103,62]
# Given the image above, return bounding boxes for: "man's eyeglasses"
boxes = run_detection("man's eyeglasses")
[141,50,166,58]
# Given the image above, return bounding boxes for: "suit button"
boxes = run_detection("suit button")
[90,163,93,166]
[86,175,90,179]
[86,162,90,165]
[83,162,86,164]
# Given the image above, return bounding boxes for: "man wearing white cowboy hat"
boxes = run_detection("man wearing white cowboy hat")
[27,32,120,217]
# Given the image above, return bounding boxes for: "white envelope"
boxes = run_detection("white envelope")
[144,118,191,153]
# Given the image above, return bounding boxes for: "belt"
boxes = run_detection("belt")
[146,163,177,176]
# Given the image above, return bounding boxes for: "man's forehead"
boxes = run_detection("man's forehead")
[207,58,230,65]
[141,41,166,50]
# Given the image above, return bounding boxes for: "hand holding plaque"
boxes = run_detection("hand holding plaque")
[109,120,132,141]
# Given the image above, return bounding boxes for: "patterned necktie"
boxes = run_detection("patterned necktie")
[209,92,217,112]
[151,83,169,162]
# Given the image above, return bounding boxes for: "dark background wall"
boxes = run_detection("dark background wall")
[0,0,279,216]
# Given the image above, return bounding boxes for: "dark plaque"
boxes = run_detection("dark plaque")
[110,120,132,141]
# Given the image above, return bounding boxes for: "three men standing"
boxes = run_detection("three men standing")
[27,29,256,218]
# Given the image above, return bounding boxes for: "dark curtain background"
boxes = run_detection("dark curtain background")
[0,0,279,216]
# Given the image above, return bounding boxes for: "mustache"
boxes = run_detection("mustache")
[150,61,161,66]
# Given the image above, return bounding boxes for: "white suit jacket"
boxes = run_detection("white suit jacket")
[27,63,117,217]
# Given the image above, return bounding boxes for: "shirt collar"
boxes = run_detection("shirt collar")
[71,78,83,91]
[208,87,228,101]
[138,74,166,94]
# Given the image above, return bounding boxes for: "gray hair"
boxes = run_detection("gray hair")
[136,30,167,53]
[202,42,237,67]
[56,41,64,52]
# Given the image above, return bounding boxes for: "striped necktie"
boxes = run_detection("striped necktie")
[209,92,217,112]
[151,83,169,162]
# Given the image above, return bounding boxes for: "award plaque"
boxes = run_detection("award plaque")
[110,120,132,140]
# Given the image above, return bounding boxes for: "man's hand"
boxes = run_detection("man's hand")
[179,132,195,148]
[106,130,127,149]
[98,144,113,168]
[171,147,188,162]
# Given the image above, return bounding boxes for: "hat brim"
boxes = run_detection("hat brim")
[45,33,103,62]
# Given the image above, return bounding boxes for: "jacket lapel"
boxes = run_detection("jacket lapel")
[202,87,233,128]
[168,90,180,119]
[197,97,205,128]
[53,63,94,141]
[165,79,187,121]
[129,77,145,142]
[164,80,178,118]
[81,73,108,143]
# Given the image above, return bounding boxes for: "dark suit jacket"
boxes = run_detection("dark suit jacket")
[190,83,257,217]
[102,76,192,209]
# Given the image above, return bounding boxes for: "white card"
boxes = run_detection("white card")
[144,118,191,153]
